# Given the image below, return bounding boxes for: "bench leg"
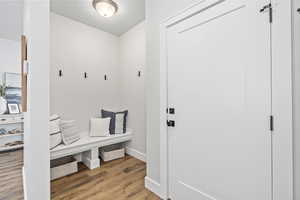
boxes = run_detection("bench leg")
[82,147,100,169]
[74,153,82,162]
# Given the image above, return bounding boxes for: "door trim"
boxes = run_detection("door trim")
[159,0,293,199]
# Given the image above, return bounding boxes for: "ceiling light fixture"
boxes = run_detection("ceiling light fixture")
[93,0,118,18]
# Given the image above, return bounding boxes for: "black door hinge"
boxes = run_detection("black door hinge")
[260,3,273,23]
[270,115,274,131]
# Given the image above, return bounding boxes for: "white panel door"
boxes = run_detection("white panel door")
[166,0,272,200]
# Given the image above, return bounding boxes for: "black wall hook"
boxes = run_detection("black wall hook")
[104,75,107,80]
[84,72,88,79]
[138,71,141,77]
[59,70,63,77]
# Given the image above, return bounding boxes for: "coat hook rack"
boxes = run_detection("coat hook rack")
[104,75,107,80]
[84,72,88,79]
[59,70,63,77]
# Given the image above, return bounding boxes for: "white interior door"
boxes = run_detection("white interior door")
[166,0,272,199]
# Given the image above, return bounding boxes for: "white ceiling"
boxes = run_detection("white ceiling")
[51,0,145,36]
[0,0,23,41]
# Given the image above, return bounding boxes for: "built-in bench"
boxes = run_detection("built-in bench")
[50,131,133,169]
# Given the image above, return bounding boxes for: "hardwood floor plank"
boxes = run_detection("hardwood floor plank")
[0,150,24,200]
[51,156,159,200]
[52,158,140,198]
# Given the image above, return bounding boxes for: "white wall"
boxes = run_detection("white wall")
[293,0,300,199]
[50,13,120,131]
[0,0,23,41]
[0,38,21,83]
[23,0,50,199]
[146,0,196,185]
[120,21,146,157]
[51,14,147,158]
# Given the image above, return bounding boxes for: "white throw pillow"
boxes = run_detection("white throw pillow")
[49,114,60,135]
[90,118,110,137]
[50,132,62,149]
[115,113,125,134]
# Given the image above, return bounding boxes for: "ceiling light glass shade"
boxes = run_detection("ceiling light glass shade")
[93,0,118,18]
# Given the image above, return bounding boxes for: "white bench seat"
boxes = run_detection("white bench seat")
[50,131,132,169]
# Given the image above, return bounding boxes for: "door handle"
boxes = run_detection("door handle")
[167,120,175,127]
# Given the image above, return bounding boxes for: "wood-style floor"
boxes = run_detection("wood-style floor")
[51,156,160,200]
[0,150,24,200]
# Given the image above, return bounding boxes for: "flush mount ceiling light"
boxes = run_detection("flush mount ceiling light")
[93,0,118,18]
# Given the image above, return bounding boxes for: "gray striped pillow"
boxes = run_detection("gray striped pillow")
[49,115,62,149]
[60,120,80,145]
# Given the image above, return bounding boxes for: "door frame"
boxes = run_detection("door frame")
[159,0,294,199]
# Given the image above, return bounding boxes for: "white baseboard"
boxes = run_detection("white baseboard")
[22,167,27,200]
[125,147,146,162]
[145,176,161,198]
